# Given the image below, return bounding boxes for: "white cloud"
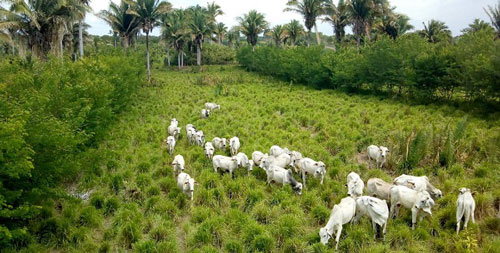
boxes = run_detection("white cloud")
[86,0,499,36]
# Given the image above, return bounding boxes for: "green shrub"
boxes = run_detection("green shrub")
[90,194,105,209]
[120,222,142,248]
[225,239,243,253]
[252,234,274,252]
[104,197,120,215]
[78,206,101,228]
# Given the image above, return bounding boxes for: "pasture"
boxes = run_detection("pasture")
[43,65,499,252]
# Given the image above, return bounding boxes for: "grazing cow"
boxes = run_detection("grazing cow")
[289,151,303,172]
[168,124,181,140]
[394,174,442,199]
[172,155,185,175]
[259,153,292,170]
[212,155,240,178]
[346,172,364,197]
[252,151,265,167]
[204,142,215,160]
[171,118,179,127]
[177,172,196,200]
[186,126,197,145]
[367,178,393,201]
[201,109,210,118]
[353,196,389,239]
[234,152,253,172]
[293,158,326,188]
[205,102,221,111]
[265,165,302,195]
[212,137,227,150]
[389,185,435,230]
[229,137,240,156]
[195,130,205,147]
[165,136,176,155]
[269,145,290,157]
[319,197,356,249]
[456,187,475,234]
[367,145,389,169]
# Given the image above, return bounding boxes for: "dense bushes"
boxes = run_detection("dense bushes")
[237,32,500,103]
[0,52,144,249]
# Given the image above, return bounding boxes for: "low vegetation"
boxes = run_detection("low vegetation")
[3,65,497,252]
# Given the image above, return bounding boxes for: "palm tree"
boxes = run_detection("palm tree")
[461,19,495,35]
[237,10,268,51]
[284,0,325,46]
[97,1,141,48]
[419,20,452,43]
[268,25,287,47]
[395,14,413,36]
[227,27,240,48]
[206,1,224,23]
[214,22,227,44]
[162,9,189,69]
[285,19,304,46]
[76,0,91,59]
[323,0,349,44]
[126,0,172,82]
[347,0,390,46]
[187,5,213,66]
[485,1,500,38]
[375,13,413,39]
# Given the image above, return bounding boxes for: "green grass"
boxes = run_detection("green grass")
[33,65,499,252]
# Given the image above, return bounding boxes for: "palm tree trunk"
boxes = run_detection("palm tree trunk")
[177,51,181,69]
[167,46,171,66]
[314,24,321,45]
[79,21,84,59]
[196,43,201,66]
[121,36,129,48]
[146,31,151,82]
[181,51,184,67]
[365,24,371,42]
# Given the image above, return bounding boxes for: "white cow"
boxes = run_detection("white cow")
[269,145,290,157]
[367,145,389,169]
[366,178,393,201]
[289,151,303,172]
[212,137,227,150]
[229,137,240,156]
[195,130,205,147]
[346,172,364,197]
[172,155,185,175]
[186,126,197,145]
[319,197,356,249]
[259,153,293,170]
[389,185,435,230]
[234,152,253,172]
[177,172,196,201]
[394,174,443,199]
[212,155,240,178]
[170,118,179,127]
[353,196,389,239]
[204,142,215,160]
[168,124,181,140]
[205,102,221,110]
[252,151,265,167]
[293,158,326,187]
[201,109,210,118]
[456,187,475,234]
[165,136,176,155]
[265,165,302,195]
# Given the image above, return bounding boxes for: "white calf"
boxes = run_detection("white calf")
[367,178,393,201]
[294,158,326,188]
[269,145,290,157]
[367,145,389,169]
[177,172,196,200]
[168,124,181,140]
[319,197,356,250]
[259,153,292,171]
[252,151,265,167]
[212,155,240,178]
[390,185,435,230]
[346,172,364,197]
[354,196,389,239]
[170,118,179,127]
[205,102,221,110]
[234,152,253,172]
[394,174,442,199]
[265,165,302,195]
[229,137,240,156]
[204,142,215,160]
[172,155,185,175]
[456,187,475,234]
[212,137,227,150]
[201,109,210,118]
[165,136,176,155]
[195,130,205,147]
[187,127,197,145]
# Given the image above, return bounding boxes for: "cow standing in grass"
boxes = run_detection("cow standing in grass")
[319,197,356,249]
[456,187,475,234]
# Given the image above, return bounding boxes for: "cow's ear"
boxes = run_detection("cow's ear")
[344,184,348,187]
[314,163,318,166]
[184,181,189,185]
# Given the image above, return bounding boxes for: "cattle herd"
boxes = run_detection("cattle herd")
[163,102,477,250]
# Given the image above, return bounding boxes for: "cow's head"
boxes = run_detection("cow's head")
[293,182,303,195]
[432,189,443,199]
[458,187,470,195]
[248,160,254,171]
[319,227,331,245]
[346,181,360,197]
[379,146,389,158]
[221,138,227,148]
[416,191,435,215]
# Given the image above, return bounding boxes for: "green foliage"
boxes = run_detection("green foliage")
[202,44,236,65]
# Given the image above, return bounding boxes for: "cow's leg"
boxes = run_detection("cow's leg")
[411,207,418,230]
[464,208,471,230]
[372,221,377,239]
[320,175,324,185]
[471,205,475,223]
[368,156,372,169]
[382,222,387,240]
[302,170,307,188]
[335,226,342,250]
[456,219,461,234]
[389,202,396,219]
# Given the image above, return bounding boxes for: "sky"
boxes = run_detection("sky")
[86,0,498,36]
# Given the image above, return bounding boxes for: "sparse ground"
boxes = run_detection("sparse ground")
[37,66,499,252]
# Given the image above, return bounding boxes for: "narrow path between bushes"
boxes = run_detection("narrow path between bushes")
[175,213,190,252]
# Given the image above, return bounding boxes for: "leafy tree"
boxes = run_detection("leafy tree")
[419,19,452,43]
[187,5,214,66]
[97,1,141,49]
[227,27,240,48]
[214,22,227,44]
[126,0,172,82]
[347,0,390,46]
[162,9,189,69]
[285,20,304,46]
[268,25,287,47]
[323,0,349,44]
[206,1,224,23]
[461,19,495,35]
[237,10,268,51]
[375,13,413,39]
[485,0,500,38]
[284,0,325,46]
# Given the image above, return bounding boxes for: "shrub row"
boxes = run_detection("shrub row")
[237,31,500,104]
[0,51,144,249]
